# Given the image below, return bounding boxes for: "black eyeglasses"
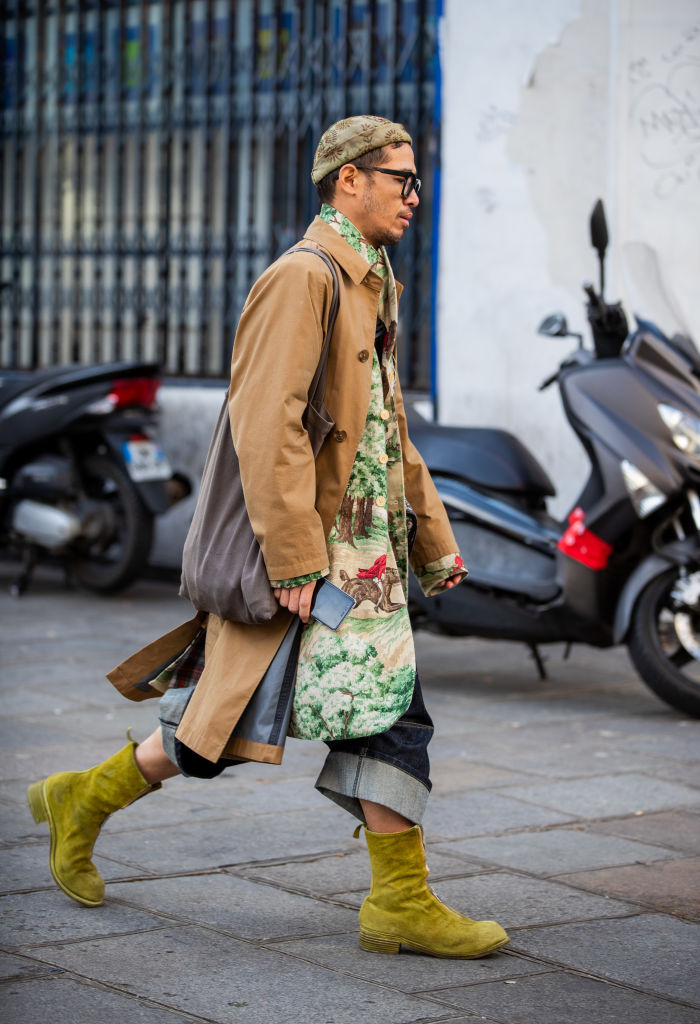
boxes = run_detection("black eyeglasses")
[357,166,421,198]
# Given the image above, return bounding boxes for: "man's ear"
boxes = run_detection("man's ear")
[336,164,360,197]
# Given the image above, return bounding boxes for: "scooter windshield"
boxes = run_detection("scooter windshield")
[621,241,694,347]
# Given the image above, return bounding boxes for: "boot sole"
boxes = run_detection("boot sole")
[27,781,104,908]
[359,930,510,958]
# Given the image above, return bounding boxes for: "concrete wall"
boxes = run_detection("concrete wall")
[438,0,700,515]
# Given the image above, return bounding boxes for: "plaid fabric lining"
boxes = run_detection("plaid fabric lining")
[169,628,206,689]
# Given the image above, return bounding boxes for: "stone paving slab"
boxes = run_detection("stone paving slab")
[269,931,547,991]
[239,845,491,898]
[559,857,700,919]
[430,737,658,782]
[446,692,662,728]
[423,790,575,839]
[0,802,49,847]
[1,975,201,1024]
[430,873,636,930]
[653,761,700,788]
[98,788,244,833]
[0,843,148,893]
[36,704,166,744]
[510,913,700,1006]
[1,688,87,719]
[26,924,456,1024]
[94,805,356,874]
[500,773,700,819]
[183,774,337,817]
[6,737,145,781]
[0,889,166,949]
[446,827,681,877]
[428,758,542,792]
[589,809,700,853]
[0,951,56,981]
[431,968,700,1023]
[109,872,358,941]
[590,717,700,759]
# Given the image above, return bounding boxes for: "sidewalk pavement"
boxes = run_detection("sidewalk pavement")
[1,567,699,1024]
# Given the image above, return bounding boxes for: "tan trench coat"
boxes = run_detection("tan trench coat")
[108,217,460,764]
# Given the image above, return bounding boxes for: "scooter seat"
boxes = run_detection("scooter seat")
[408,422,556,498]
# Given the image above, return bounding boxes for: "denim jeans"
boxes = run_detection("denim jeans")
[316,674,434,825]
[160,673,433,825]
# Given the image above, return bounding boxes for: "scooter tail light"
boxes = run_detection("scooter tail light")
[108,378,160,410]
[557,507,613,570]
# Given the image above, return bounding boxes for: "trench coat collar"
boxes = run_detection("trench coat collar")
[302,216,404,299]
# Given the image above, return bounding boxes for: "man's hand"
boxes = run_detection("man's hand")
[273,580,317,623]
[441,573,463,590]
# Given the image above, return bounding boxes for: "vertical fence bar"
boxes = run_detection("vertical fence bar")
[197,0,213,374]
[10,0,22,364]
[70,0,84,361]
[176,0,191,373]
[50,0,64,366]
[0,9,9,364]
[219,0,235,374]
[132,0,148,361]
[93,0,106,361]
[29,1,44,368]
[157,0,173,371]
[113,0,126,361]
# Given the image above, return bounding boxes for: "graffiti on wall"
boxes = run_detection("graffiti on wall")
[629,23,700,200]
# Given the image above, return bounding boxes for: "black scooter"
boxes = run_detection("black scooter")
[0,361,189,595]
[409,200,700,717]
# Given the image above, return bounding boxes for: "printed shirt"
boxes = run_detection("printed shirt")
[285,205,464,742]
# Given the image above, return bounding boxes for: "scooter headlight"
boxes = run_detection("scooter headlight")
[658,404,700,459]
[621,460,666,517]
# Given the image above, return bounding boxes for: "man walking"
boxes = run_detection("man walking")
[28,116,508,959]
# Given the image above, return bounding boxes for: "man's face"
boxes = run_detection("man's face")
[354,143,420,248]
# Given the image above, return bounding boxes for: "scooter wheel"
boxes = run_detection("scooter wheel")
[67,454,154,593]
[628,568,700,718]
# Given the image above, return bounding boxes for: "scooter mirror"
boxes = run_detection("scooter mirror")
[538,313,569,337]
[590,199,608,256]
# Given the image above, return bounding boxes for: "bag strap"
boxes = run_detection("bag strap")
[281,245,340,406]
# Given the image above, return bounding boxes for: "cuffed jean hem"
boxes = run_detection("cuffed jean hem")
[315,750,430,825]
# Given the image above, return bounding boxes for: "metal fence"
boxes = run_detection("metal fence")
[1,0,439,388]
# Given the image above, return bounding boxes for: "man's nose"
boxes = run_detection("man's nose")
[406,187,419,208]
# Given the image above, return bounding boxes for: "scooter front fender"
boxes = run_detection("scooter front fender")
[613,539,700,643]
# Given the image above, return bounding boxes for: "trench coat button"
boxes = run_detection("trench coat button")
[380,409,390,421]
[378,453,389,465]
[376,495,386,507]
[358,349,370,362]
[334,430,347,442]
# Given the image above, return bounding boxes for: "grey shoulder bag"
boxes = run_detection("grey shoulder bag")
[179,246,340,623]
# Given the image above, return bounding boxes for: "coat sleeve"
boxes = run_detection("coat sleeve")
[228,252,332,581]
[393,374,463,570]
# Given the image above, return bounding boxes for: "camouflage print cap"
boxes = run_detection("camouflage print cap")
[311,115,412,184]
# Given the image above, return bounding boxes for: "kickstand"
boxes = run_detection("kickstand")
[528,643,548,680]
[10,545,38,597]
[563,641,573,661]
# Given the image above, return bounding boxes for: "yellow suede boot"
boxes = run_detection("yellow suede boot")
[358,825,509,958]
[27,737,160,907]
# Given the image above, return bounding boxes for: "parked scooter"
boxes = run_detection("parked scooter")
[409,200,700,717]
[0,361,190,595]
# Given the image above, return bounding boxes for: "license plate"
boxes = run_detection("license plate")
[122,440,172,482]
